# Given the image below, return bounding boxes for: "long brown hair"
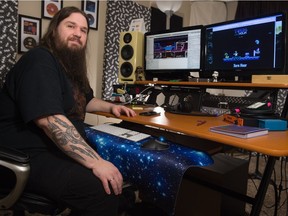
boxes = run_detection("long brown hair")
[41,6,90,50]
[40,6,91,93]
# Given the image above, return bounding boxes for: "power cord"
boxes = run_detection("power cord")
[126,85,155,105]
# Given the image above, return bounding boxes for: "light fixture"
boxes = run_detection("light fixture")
[156,0,183,30]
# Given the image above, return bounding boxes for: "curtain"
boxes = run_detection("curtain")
[236,1,288,117]
[0,0,18,88]
[190,1,227,26]
[102,0,151,100]
[235,1,288,19]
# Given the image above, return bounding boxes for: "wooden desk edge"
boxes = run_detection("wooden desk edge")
[88,111,288,157]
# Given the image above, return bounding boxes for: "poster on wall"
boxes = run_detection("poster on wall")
[42,0,63,19]
[82,0,99,30]
[18,15,41,53]
[129,18,146,33]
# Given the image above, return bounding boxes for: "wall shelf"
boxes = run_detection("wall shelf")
[135,81,288,90]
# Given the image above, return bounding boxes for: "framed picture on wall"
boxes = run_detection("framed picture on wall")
[18,15,41,53]
[82,0,99,30]
[42,0,63,19]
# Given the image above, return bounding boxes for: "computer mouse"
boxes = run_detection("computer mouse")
[140,136,169,150]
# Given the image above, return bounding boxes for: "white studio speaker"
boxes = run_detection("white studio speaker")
[118,31,144,84]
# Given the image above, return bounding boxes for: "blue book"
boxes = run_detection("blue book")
[210,124,268,138]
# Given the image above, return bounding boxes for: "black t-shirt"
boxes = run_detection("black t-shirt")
[0,47,94,150]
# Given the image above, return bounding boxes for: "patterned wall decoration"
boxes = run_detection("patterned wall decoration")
[102,0,151,100]
[276,89,288,116]
[0,0,18,88]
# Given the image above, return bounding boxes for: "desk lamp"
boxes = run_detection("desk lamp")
[156,0,182,30]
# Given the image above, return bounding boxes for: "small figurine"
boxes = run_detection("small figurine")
[136,66,146,81]
[212,71,219,82]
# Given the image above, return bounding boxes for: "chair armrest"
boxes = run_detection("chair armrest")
[0,146,30,209]
[0,146,29,164]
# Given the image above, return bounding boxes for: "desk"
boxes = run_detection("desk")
[90,107,288,216]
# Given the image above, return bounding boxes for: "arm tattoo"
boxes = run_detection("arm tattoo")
[46,116,99,161]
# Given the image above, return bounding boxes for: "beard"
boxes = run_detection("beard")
[52,33,90,120]
[53,32,89,93]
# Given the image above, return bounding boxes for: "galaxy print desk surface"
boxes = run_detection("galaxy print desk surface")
[90,105,288,216]
[85,125,213,215]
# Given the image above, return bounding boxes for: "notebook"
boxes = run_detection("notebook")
[209,124,268,138]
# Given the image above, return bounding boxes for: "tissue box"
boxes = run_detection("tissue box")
[258,119,287,131]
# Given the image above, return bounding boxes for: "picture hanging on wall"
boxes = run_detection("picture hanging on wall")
[18,15,42,53]
[42,0,63,19]
[82,0,99,30]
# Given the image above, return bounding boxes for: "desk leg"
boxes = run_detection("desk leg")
[250,156,276,216]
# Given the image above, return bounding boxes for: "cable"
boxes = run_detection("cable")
[129,86,155,104]
[230,151,288,215]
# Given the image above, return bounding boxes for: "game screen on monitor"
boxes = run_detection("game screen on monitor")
[144,26,203,81]
[202,12,286,82]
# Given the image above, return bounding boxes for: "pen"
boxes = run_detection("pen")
[196,120,206,126]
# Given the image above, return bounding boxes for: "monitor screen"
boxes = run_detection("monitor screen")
[144,26,203,81]
[202,12,286,82]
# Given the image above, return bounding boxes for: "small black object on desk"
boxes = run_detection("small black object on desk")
[139,111,160,116]
[141,136,170,150]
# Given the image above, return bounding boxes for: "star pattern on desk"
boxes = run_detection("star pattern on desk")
[85,127,213,215]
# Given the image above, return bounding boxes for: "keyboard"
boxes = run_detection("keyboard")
[91,124,151,142]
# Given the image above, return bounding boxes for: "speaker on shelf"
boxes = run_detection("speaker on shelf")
[118,31,144,84]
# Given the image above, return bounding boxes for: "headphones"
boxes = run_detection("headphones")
[164,95,197,113]
[164,103,193,113]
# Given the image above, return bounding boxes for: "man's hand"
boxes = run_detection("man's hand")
[91,158,123,195]
[111,105,136,117]
[86,98,137,118]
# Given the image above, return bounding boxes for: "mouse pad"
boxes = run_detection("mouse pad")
[85,127,213,215]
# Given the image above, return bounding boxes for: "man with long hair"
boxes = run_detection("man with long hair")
[0,6,136,215]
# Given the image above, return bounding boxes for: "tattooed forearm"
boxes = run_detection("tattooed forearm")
[66,151,85,161]
[53,115,71,128]
[70,145,98,159]
[46,116,99,161]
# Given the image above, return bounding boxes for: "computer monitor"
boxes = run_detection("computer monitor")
[201,12,287,82]
[144,26,203,81]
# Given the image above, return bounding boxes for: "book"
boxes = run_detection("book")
[209,124,268,139]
